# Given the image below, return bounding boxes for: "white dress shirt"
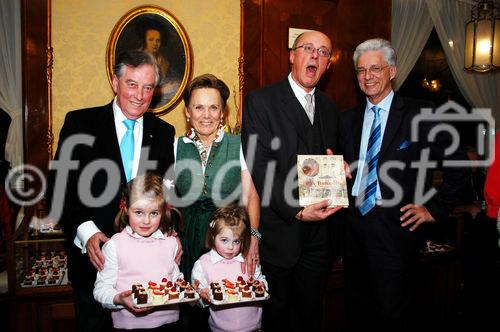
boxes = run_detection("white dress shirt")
[352,91,394,200]
[288,73,316,121]
[73,97,144,253]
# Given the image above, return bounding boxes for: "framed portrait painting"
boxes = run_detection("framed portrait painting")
[106,5,193,115]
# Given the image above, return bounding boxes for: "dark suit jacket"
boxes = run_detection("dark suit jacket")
[242,78,339,268]
[338,94,469,257]
[47,101,175,288]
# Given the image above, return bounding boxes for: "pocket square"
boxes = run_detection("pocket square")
[398,140,412,150]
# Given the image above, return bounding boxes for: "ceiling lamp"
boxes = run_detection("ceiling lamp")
[464,0,499,72]
[422,78,442,92]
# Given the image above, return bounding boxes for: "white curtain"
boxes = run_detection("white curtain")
[426,0,500,127]
[391,0,434,90]
[0,0,23,168]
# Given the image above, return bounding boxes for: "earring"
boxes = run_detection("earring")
[187,117,190,123]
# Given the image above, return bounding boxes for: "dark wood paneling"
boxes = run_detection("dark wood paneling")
[241,0,263,97]
[22,0,52,194]
[242,0,391,111]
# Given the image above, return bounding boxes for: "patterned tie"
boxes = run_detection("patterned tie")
[120,119,136,182]
[304,94,315,124]
[358,106,382,216]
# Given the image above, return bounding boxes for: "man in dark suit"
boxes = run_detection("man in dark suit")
[338,38,468,332]
[47,50,175,332]
[241,30,342,332]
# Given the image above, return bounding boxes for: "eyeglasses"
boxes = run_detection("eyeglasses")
[293,43,331,58]
[355,65,389,76]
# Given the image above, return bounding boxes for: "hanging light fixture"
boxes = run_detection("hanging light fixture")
[464,0,499,72]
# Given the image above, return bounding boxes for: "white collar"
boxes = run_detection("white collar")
[209,249,244,263]
[113,97,144,126]
[125,225,165,239]
[181,126,225,144]
[288,73,316,100]
[366,90,394,114]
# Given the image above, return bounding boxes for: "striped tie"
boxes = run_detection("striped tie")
[120,119,136,182]
[358,106,382,216]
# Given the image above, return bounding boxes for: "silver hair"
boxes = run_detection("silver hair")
[113,50,161,86]
[353,38,396,67]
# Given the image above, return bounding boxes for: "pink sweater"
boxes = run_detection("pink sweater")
[198,252,262,332]
[112,229,180,329]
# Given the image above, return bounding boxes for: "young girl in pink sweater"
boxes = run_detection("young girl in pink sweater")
[191,206,267,332]
[94,173,183,331]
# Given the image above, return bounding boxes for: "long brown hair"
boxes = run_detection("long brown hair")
[114,172,180,234]
[205,205,251,257]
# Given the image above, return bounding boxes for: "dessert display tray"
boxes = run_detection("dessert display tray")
[209,289,270,306]
[39,228,64,234]
[420,241,454,254]
[132,292,200,308]
[19,251,68,288]
[21,268,67,288]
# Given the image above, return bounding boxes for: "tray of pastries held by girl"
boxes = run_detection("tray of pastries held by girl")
[208,277,269,306]
[131,278,200,308]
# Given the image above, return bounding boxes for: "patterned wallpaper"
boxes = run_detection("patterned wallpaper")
[52,0,240,147]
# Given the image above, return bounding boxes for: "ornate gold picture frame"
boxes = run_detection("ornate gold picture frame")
[106,5,193,115]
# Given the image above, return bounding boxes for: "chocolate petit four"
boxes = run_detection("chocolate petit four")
[36,276,46,285]
[185,287,196,299]
[254,286,265,298]
[132,283,143,293]
[175,278,184,289]
[180,280,189,293]
[136,289,148,304]
[213,288,223,301]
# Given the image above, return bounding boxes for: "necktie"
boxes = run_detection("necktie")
[120,119,136,182]
[304,94,315,124]
[358,106,382,216]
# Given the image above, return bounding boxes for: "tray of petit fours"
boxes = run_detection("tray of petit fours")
[132,278,200,308]
[209,276,269,306]
[21,251,68,288]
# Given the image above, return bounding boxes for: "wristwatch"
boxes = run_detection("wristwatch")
[250,228,262,242]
